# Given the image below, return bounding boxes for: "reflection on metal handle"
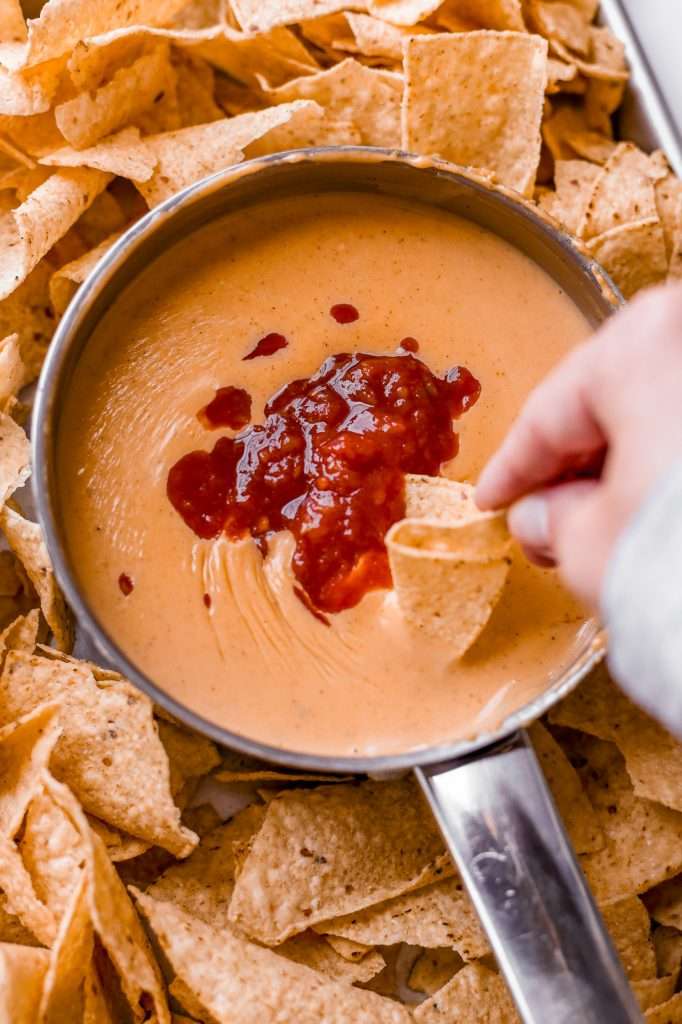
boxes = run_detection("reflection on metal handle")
[415,730,642,1024]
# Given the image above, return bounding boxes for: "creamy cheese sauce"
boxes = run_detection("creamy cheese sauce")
[58,191,592,756]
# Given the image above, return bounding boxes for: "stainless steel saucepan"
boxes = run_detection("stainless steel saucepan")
[31,149,642,1024]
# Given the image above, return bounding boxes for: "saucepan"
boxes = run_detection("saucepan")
[31,149,641,1024]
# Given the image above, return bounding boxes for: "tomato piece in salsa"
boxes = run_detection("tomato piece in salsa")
[167,350,480,614]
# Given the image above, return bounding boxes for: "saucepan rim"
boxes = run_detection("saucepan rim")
[32,146,618,774]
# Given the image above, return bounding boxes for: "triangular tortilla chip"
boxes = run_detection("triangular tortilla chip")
[0,651,196,856]
[0,332,27,401]
[0,0,188,70]
[645,993,682,1023]
[586,217,668,299]
[563,129,617,164]
[342,12,432,60]
[405,475,479,521]
[0,701,60,838]
[86,816,150,862]
[413,962,518,1022]
[645,877,682,931]
[654,173,682,262]
[0,262,56,383]
[386,511,511,656]
[40,127,157,181]
[578,142,662,240]
[183,24,318,89]
[564,734,682,902]
[230,0,351,33]
[314,877,489,958]
[528,722,603,853]
[635,976,677,1013]
[0,167,110,302]
[0,411,29,509]
[55,46,176,149]
[46,775,170,1024]
[244,102,360,156]
[156,718,220,794]
[653,926,682,979]
[0,59,64,117]
[147,803,266,923]
[20,786,84,924]
[267,59,402,147]
[546,158,601,234]
[367,0,443,24]
[49,229,124,315]
[0,831,56,945]
[600,896,656,982]
[134,101,316,206]
[403,32,547,197]
[0,941,49,1024]
[136,891,413,1023]
[229,777,452,944]
[551,664,682,813]
[37,872,93,1023]
[434,0,525,31]
[0,508,73,650]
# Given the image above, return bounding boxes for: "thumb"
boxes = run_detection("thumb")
[508,480,605,608]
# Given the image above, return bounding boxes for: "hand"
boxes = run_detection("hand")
[476,283,682,610]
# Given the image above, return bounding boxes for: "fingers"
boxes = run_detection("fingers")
[476,341,606,510]
[508,479,610,609]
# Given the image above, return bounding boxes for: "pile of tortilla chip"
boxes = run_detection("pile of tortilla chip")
[0,0,680,1020]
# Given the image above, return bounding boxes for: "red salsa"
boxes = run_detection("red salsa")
[118,573,134,596]
[199,386,251,430]
[168,351,480,614]
[330,303,359,324]
[243,332,288,360]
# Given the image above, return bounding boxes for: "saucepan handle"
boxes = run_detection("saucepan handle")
[415,729,642,1024]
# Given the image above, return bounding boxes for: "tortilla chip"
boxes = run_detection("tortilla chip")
[366,0,443,24]
[582,28,628,133]
[37,872,93,1022]
[147,803,266,923]
[0,941,49,1024]
[135,101,315,206]
[654,173,682,262]
[0,0,188,70]
[229,777,452,944]
[0,650,196,856]
[268,59,402,147]
[405,475,479,521]
[403,32,547,197]
[445,0,527,30]
[83,962,117,1024]
[156,718,220,795]
[46,775,170,1023]
[49,229,123,315]
[550,24,627,83]
[0,167,109,302]
[215,748,343,784]
[136,890,413,1023]
[55,46,175,150]
[0,0,26,45]
[653,926,682,980]
[599,896,656,982]
[40,127,156,183]
[184,24,318,89]
[528,0,590,55]
[230,0,350,33]
[528,722,603,853]
[0,59,64,117]
[542,100,595,161]
[0,701,60,838]
[0,411,29,508]
[564,734,682,903]
[635,977,677,1013]
[564,129,617,164]
[546,57,578,95]
[586,217,668,299]
[646,993,682,1023]
[0,508,73,650]
[578,143,662,240]
[314,876,489,958]
[413,962,518,1022]
[338,12,431,60]
[245,102,360,156]
[278,930,386,983]
[408,948,463,995]
[386,511,511,656]
[0,832,56,944]
[551,665,682,812]
[20,787,85,924]
[86,816,151,862]
[0,262,56,382]
[0,332,27,401]
[0,890,41,945]
[545,158,600,234]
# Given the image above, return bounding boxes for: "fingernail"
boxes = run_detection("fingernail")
[508,493,550,550]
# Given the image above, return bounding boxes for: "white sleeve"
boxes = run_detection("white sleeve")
[602,460,682,737]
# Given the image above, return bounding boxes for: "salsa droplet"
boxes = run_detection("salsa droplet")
[243,332,288,360]
[330,303,359,324]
